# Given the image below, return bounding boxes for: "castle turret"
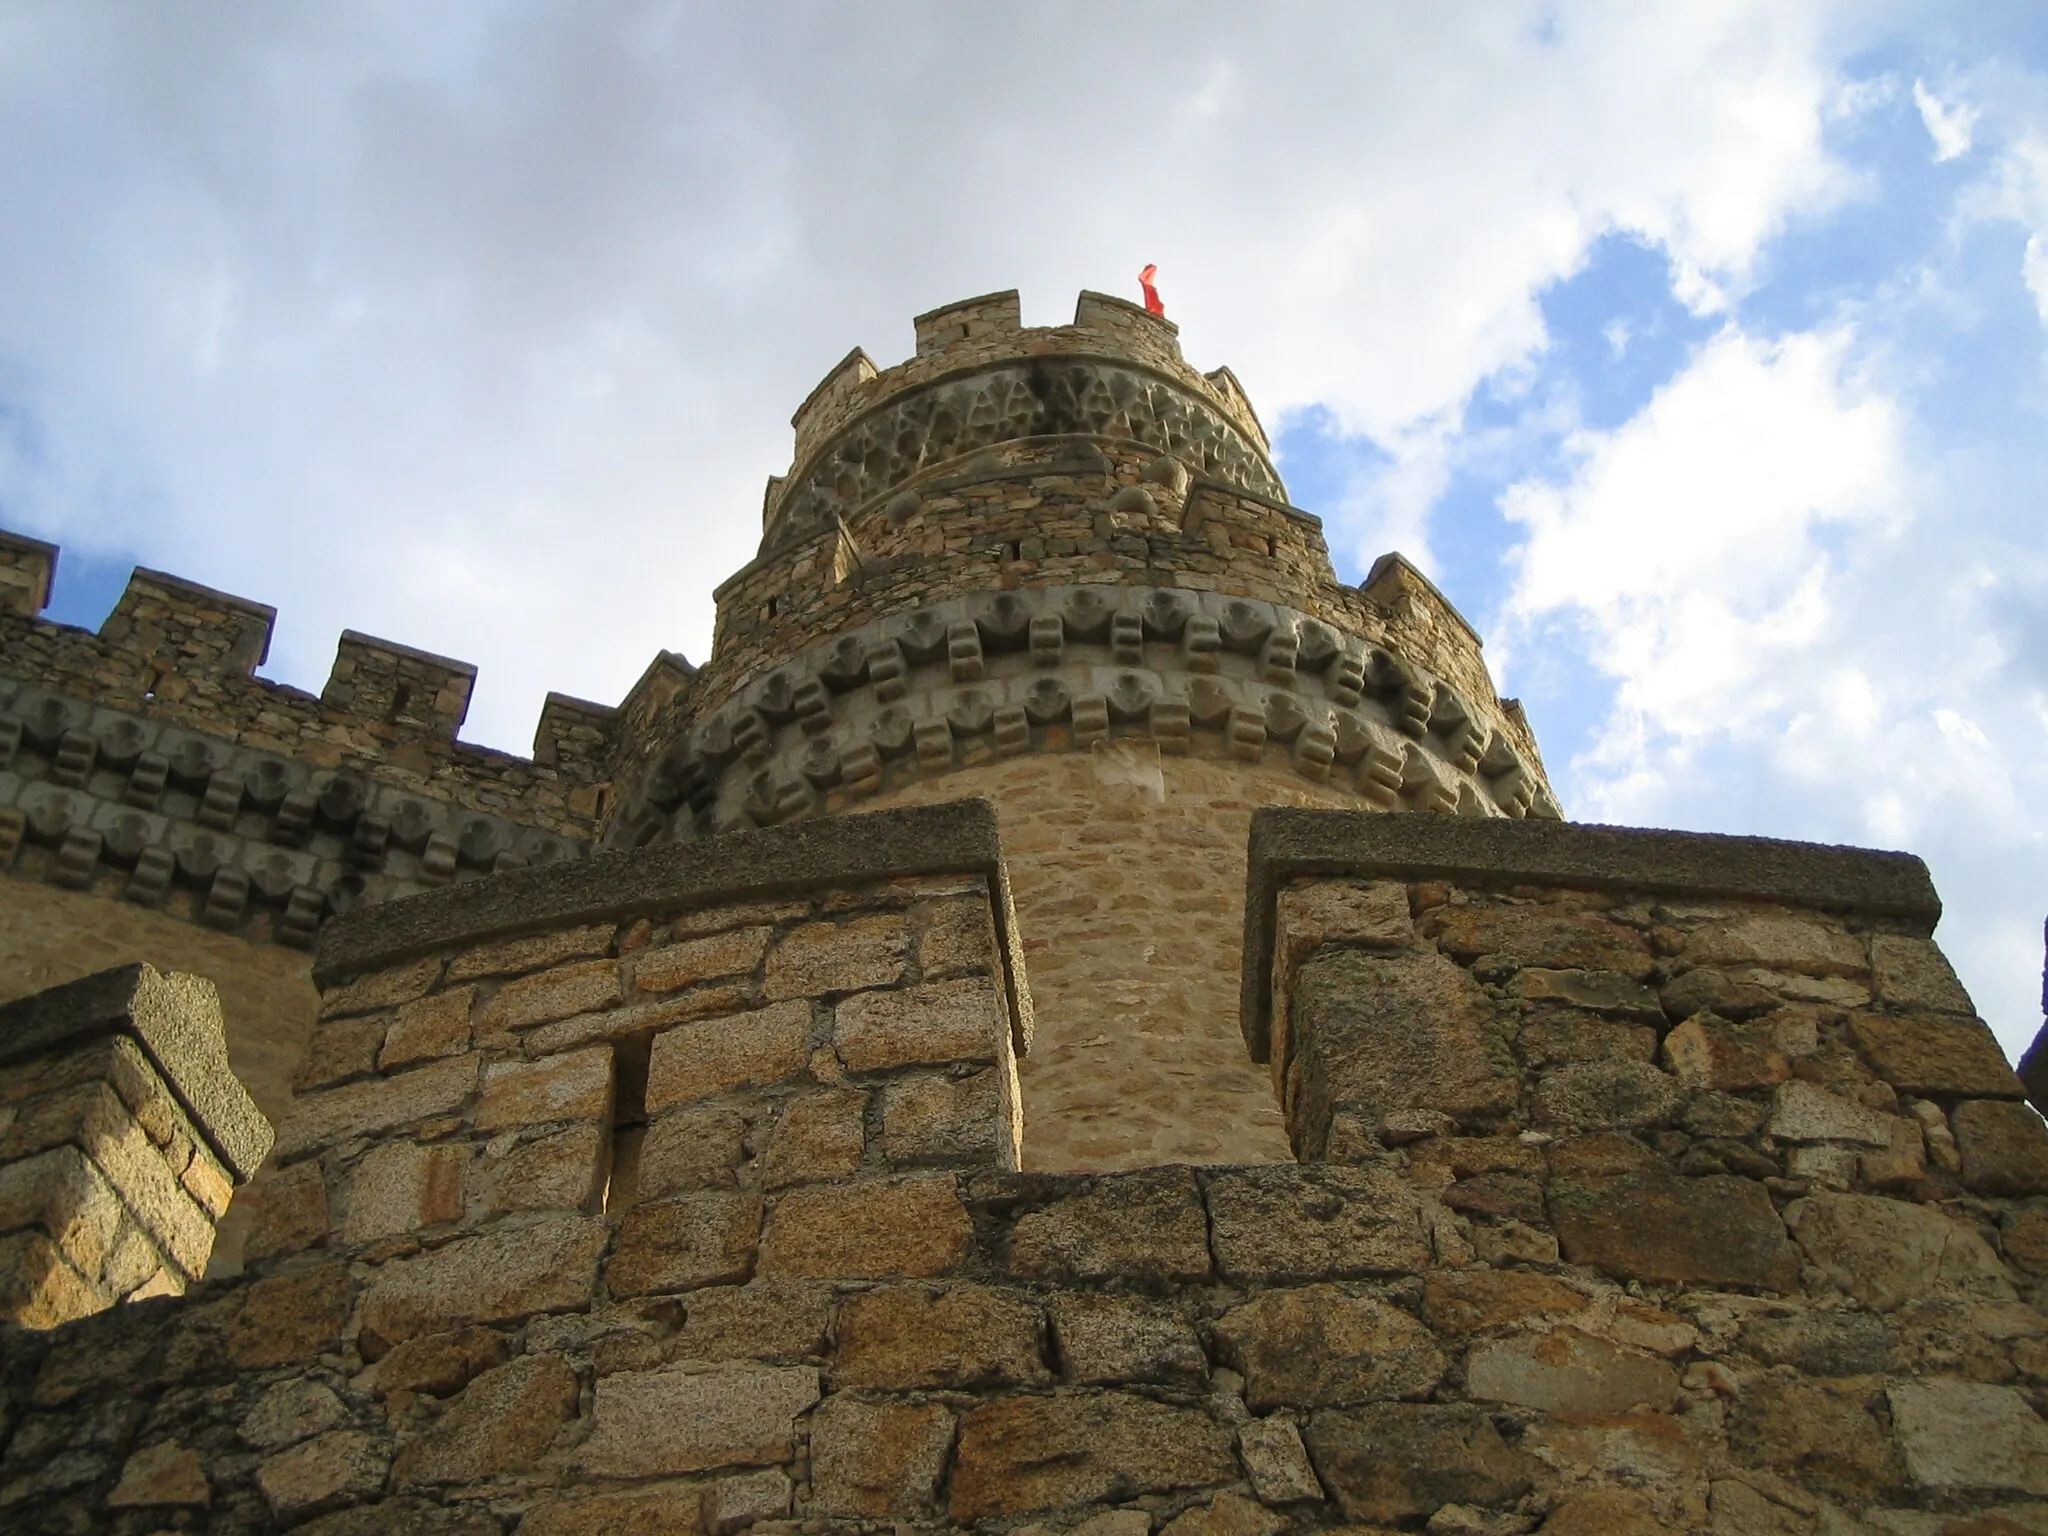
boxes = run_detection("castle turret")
[607,289,1558,1168]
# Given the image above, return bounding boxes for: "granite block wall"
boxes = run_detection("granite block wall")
[6,803,2048,1535]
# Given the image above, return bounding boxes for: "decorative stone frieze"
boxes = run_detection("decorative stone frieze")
[609,584,1557,849]
[764,357,1282,552]
[0,676,587,947]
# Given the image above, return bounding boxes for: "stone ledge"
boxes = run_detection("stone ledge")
[315,797,1032,1052]
[0,962,274,1179]
[1239,808,1943,1063]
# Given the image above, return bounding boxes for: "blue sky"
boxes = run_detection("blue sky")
[3,3,2046,1052]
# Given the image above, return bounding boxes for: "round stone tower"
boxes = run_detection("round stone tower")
[605,288,1559,1171]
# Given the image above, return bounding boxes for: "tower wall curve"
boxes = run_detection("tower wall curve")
[606,291,1561,1169]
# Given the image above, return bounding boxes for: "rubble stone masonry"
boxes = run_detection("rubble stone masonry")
[6,802,2048,1533]
[8,292,2048,1533]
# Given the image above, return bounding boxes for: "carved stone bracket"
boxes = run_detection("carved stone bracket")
[764,358,1283,551]
[0,676,587,947]
[609,585,1561,848]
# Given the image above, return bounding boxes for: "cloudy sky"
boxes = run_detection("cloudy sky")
[3,3,2045,1055]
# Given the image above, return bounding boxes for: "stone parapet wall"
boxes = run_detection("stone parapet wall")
[7,802,2048,1532]
[780,290,1267,507]
[0,965,271,1329]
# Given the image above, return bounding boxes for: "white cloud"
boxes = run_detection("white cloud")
[1913,78,1978,160]
[0,0,1871,750]
[1503,326,1901,740]
[1498,320,2048,1052]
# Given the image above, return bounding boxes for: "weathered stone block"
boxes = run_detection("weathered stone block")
[703,1467,790,1534]
[673,1282,831,1361]
[763,1089,864,1188]
[448,924,613,983]
[1888,1378,2048,1493]
[245,1159,332,1263]
[576,1365,819,1476]
[518,1486,704,1535]
[1740,1309,1890,1376]
[917,891,996,977]
[276,1053,479,1160]
[634,927,772,993]
[1511,967,1663,1019]
[949,1391,1237,1520]
[881,1070,1003,1165]
[1270,881,1416,1049]
[1686,912,1867,977]
[359,1215,608,1352]
[1009,1167,1211,1284]
[1422,1269,1588,1334]
[763,915,907,999]
[228,1262,353,1367]
[1662,1014,1791,1090]
[1289,949,1517,1153]
[1547,1134,1800,1292]
[475,960,620,1034]
[322,959,445,1022]
[1215,1284,1444,1409]
[1465,1327,1677,1414]
[757,1175,970,1278]
[645,1001,810,1110]
[1532,1058,1681,1131]
[639,1105,750,1197]
[608,1193,761,1297]
[1237,1415,1323,1504]
[466,1123,607,1217]
[1727,1371,1904,1502]
[1430,902,1654,979]
[0,1144,121,1280]
[243,1379,350,1448]
[1304,1402,1532,1526]
[343,1141,467,1245]
[475,1045,613,1130]
[1051,1293,1207,1386]
[1787,1192,2008,1311]
[1870,934,1974,1014]
[1517,1009,1656,1067]
[256,1429,389,1518]
[832,1283,1046,1388]
[1539,1489,1667,1536]
[833,977,1002,1071]
[526,984,754,1056]
[373,1326,510,1403]
[380,987,474,1070]
[107,1440,210,1508]
[394,1353,578,1484]
[1848,1012,2024,1098]
[1767,1079,1896,1145]
[1956,1099,2048,1196]
[1206,1163,1430,1282]
[1159,1491,1285,1536]
[296,1015,387,1090]
[809,1394,953,1517]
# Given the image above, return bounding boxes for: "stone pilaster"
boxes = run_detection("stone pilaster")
[0,963,273,1328]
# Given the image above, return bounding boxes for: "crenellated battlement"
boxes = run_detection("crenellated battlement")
[0,534,647,952]
[771,289,1274,554]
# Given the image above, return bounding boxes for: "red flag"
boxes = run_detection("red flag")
[1138,264,1165,316]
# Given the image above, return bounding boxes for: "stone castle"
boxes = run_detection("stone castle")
[1,288,2045,1533]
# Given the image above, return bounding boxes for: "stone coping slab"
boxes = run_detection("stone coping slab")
[0,962,274,1179]
[1239,808,1943,1064]
[316,796,1034,1053]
